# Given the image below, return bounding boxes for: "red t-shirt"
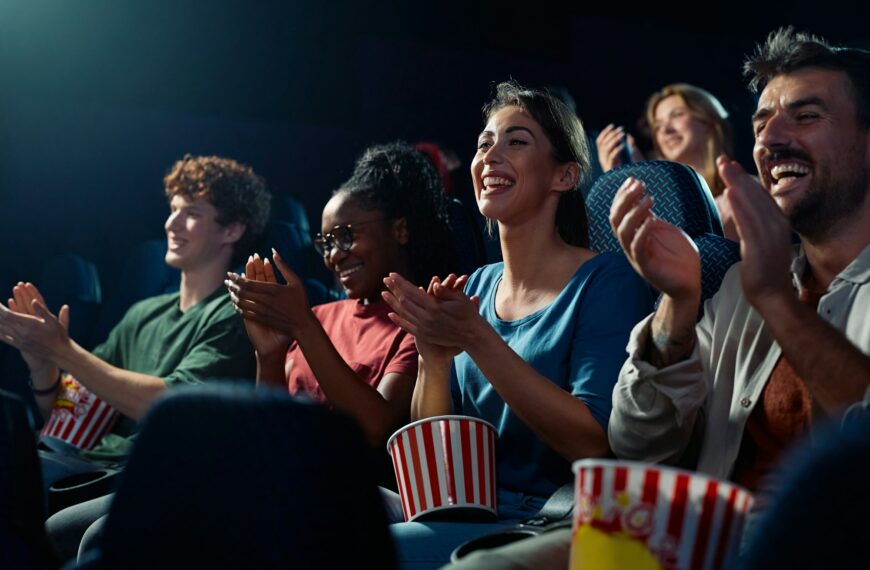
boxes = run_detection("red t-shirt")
[285,299,419,404]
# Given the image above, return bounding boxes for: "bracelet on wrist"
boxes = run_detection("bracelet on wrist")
[30,372,62,396]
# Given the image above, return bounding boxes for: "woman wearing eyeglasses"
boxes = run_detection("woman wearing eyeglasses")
[225,142,456,445]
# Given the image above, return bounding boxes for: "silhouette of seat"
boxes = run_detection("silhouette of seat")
[72,385,397,569]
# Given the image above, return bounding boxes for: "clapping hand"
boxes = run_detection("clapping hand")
[718,156,793,311]
[226,250,308,356]
[382,273,479,363]
[0,282,70,363]
[610,177,701,303]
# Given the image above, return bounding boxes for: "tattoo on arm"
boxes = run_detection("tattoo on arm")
[648,313,696,368]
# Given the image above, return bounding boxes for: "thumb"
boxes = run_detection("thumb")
[716,155,748,189]
[59,305,70,331]
[270,248,299,284]
[470,295,481,309]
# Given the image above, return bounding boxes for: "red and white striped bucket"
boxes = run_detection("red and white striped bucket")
[387,415,497,522]
[41,373,119,450]
[570,460,753,570]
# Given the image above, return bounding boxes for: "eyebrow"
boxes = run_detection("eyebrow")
[506,126,536,139]
[752,96,828,122]
[478,126,537,139]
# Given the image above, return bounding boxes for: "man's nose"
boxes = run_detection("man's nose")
[756,112,791,148]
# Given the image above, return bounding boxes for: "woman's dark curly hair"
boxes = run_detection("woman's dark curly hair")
[482,81,592,247]
[336,142,457,285]
[164,154,271,266]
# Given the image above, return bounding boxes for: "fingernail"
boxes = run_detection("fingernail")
[271,247,279,258]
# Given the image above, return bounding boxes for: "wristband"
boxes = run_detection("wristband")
[30,372,62,396]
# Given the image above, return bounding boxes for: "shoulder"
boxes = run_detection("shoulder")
[571,251,647,293]
[196,290,239,323]
[563,252,656,318]
[122,292,180,320]
[464,262,504,295]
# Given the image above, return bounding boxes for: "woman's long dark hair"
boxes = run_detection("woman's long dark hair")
[482,81,592,247]
[336,142,458,285]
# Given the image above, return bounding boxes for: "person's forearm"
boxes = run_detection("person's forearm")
[256,352,288,388]
[411,356,454,421]
[53,341,167,420]
[757,294,870,414]
[646,293,700,368]
[465,324,609,460]
[28,361,62,420]
[293,316,405,444]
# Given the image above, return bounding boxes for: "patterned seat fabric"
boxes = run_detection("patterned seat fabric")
[586,161,740,304]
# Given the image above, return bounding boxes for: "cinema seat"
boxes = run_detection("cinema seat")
[585,160,740,305]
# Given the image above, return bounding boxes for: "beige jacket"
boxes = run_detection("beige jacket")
[608,245,870,481]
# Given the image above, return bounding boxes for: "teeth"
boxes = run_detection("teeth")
[483,176,514,187]
[338,265,362,278]
[770,163,810,181]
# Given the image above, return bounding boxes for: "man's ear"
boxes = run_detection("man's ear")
[552,162,581,193]
[223,222,247,245]
[392,217,410,246]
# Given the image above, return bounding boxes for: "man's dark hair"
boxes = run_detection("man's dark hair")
[744,27,870,128]
[164,155,271,266]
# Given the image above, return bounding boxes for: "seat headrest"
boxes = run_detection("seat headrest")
[586,161,724,253]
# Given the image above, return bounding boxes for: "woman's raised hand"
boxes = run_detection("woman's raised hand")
[382,273,479,364]
[596,124,642,172]
[610,177,701,303]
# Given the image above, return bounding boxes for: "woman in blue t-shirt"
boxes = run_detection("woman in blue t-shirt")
[383,81,656,567]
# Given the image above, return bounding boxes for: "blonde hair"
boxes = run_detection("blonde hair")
[646,84,733,196]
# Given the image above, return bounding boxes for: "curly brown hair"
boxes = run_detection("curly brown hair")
[164,155,271,265]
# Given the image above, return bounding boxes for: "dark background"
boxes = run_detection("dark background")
[2,0,868,303]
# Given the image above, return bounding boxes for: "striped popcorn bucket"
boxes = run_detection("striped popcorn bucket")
[387,415,497,522]
[41,373,119,450]
[569,460,753,570]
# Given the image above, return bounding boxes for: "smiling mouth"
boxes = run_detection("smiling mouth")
[482,175,515,192]
[770,162,810,183]
[337,264,363,279]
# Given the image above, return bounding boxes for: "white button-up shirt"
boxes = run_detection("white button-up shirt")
[608,244,870,481]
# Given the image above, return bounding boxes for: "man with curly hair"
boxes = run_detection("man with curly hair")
[0,156,269,540]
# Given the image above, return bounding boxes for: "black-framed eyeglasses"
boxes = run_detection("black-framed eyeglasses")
[313,218,388,258]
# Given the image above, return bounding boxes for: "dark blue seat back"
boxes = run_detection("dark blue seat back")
[270,194,311,240]
[77,386,396,569]
[586,161,740,304]
[92,240,179,345]
[38,254,103,350]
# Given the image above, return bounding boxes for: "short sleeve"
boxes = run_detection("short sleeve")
[570,258,655,429]
[383,331,419,378]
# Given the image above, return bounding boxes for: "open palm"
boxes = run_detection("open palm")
[630,218,701,299]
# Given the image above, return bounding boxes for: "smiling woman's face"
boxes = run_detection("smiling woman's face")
[319,192,406,301]
[470,105,563,224]
[652,94,710,164]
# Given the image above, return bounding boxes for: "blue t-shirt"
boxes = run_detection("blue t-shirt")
[450,252,655,499]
